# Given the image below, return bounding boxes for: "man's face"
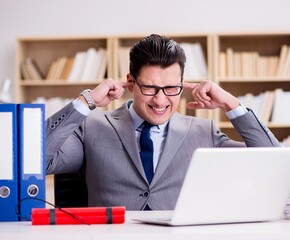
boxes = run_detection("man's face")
[130,63,182,125]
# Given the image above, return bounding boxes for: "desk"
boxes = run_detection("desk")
[1,211,290,240]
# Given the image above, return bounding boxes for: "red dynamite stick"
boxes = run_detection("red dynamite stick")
[32,206,125,217]
[31,206,126,225]
[32,214,125,225]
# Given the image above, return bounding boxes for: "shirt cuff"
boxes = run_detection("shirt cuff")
[225,104,248,120]
[73,98,91,116]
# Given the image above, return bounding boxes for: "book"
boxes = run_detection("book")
[219,52,227,77]
[22,58,45,80]
[79,48,99,82]
[60,57,75,80]
[271,89,290,124]
[276,45,288,76]
[241,52,249,77]
[233,52,242,77]
[281,47,290,76]
[20,63,31,80]
[96,48,108,81]
[53,57,67,80]
[226,48,234,77]
[240,93,254,109]
[251,52,259,76]
[191,43,208,78]
[67,51,87,82]
[259,90,275,123]
[180,43,208,80]
[46,60,57,80]
[268,56,279,76]
[257,56,267,77]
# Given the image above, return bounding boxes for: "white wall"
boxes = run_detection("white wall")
[1,0,290,99]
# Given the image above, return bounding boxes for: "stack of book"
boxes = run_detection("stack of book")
[238,88,290,124]
[20,58,45,80]
[219,45,290,77]
[180,42,208,81]
[66,48,107,82]
[46,56,75,80]
[21,47,108,82]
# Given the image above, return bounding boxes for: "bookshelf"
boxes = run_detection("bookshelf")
[213,33,290,141]
[15,33,290,142]
[15,36,113,116]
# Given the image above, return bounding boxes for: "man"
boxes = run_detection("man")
[46,34,280,210]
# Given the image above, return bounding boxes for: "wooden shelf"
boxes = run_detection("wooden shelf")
[20,80,104,86]
[15,33,290,141]
[219,77,290,82]
[218,121,290,129]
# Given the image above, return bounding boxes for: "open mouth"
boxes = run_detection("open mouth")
[149,105,169,113]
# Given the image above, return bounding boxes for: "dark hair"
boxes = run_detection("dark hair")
[129,34,186,79]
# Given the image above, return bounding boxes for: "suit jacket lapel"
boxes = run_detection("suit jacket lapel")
[106,105,192,186]
[151,113,191,187]
[106,104,147,181]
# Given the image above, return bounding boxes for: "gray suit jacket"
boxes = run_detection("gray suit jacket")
[46,101,280,210]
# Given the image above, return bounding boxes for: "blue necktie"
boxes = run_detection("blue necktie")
[140,121,154,184]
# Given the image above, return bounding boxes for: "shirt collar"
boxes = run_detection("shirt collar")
[127,100,168,133]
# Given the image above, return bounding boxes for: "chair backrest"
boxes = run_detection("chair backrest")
[54,172,88,208]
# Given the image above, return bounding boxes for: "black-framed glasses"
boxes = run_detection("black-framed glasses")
[132,76,183,96]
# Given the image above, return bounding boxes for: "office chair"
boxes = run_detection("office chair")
[54,171,88,208]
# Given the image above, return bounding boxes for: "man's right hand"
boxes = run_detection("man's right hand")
[79,79,131,108]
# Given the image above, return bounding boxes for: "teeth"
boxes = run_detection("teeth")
[152,107,166,112]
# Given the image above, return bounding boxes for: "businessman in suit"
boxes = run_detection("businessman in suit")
[46,34,280,210]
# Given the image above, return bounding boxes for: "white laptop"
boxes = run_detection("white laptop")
[133,147,290,226]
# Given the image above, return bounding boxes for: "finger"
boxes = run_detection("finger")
[186,101,205,110]
[120,81,131,88]
[194,82,212,102]
[114,90,125,99]
[195,92,211,103]
[193,93,211,107]
[183,82,197,89]
[109,87,125,99]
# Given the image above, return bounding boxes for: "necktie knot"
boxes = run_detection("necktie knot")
[142,121,154,129]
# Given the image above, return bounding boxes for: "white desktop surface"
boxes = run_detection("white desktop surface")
[1,211,290,240]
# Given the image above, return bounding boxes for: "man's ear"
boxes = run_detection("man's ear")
[127,73,134,92]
